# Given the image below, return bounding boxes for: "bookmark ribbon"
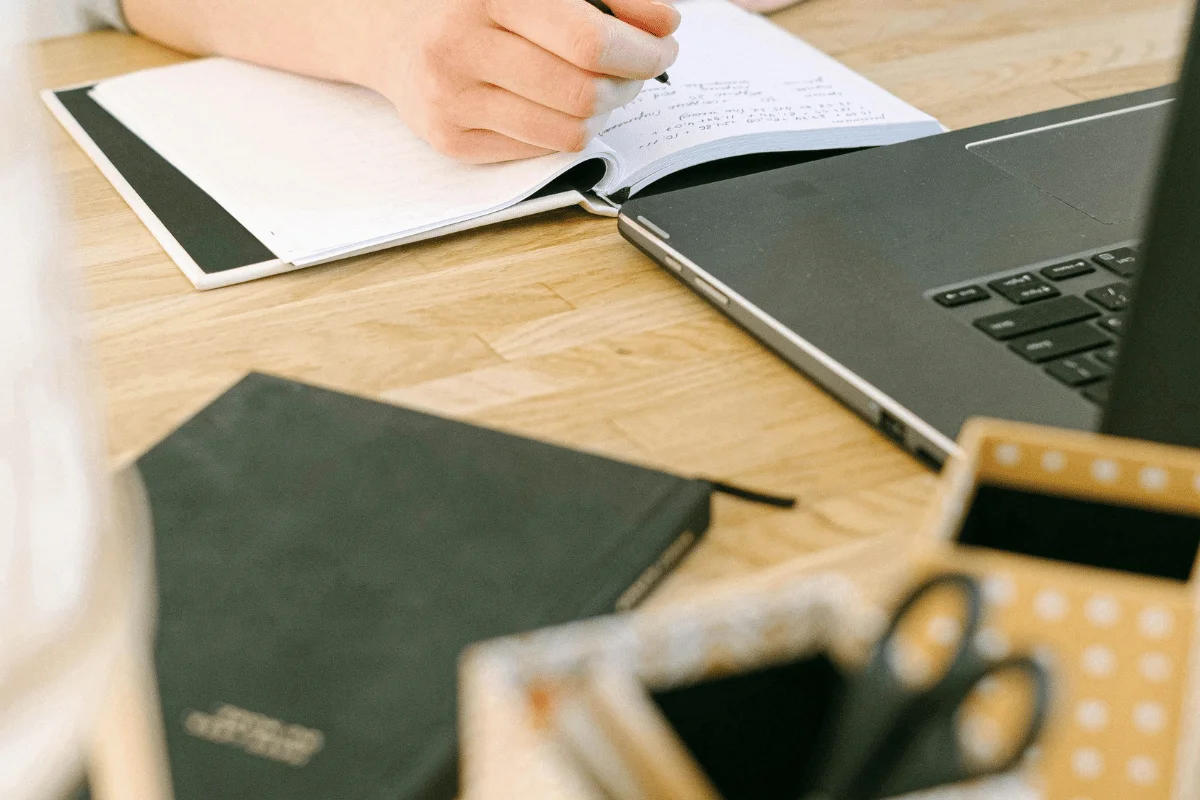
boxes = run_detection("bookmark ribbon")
[705,479,797,509]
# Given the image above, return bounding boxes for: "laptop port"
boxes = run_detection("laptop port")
[878,410,907,445]
[914,447,944,472]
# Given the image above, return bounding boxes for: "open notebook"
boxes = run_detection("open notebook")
[48,0,941,288]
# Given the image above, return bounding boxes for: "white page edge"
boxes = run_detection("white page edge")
[40,85,286,291]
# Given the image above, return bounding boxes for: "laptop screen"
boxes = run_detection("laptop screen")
[1102,1,1200,447]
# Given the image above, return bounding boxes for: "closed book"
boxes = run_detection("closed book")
[135,372,721,799]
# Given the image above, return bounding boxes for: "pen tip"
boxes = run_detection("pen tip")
[656,74,671,85]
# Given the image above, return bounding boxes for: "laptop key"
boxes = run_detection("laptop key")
[1094,345,1120,366]
[1097,315,1125,336]
[1041,259,1095,281]
[1009,322,1111,363]
[1085,282,1133,312]
[973,295,1099,340]
[933,285,988,307]
[1045,356,1110,387]
[1082,381,1111,405]
[988,273,1060,304]
[1093,247,1138,278]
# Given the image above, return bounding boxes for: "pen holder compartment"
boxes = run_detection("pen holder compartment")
[646,653,845,799]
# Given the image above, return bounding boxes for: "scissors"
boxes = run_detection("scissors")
[809,572,1052,800]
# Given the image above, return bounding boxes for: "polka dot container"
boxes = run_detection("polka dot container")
[916,418,1200,800]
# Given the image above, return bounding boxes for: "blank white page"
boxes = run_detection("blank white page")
[91,58,613,265]
[599,0,941,190]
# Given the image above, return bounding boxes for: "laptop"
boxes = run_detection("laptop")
[619,4,1200,465]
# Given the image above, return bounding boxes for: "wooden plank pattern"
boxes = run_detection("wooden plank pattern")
[32,0,1189,601]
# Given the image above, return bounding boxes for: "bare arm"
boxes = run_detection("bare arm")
[121,0,681,162]
[123,0,383,88]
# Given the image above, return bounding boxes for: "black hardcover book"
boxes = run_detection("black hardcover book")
[135,372,719,800]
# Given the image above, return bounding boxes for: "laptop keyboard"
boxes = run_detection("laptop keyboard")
[930,244,1139,405]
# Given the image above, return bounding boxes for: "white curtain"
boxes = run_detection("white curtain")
[0,3,114,798]
[33,0,127,37]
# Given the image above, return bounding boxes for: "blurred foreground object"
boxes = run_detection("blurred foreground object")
[913,418,1200,799]
[460,555,1046,800]
[810,571,1050,800]
[0,3,170,799]
[460,570,879,800]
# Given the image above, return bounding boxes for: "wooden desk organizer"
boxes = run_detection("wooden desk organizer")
[910,419,1200,800]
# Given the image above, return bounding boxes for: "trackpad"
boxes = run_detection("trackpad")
[967,102,1170,224]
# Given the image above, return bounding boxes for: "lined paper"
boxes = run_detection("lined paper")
[598,0,941,193]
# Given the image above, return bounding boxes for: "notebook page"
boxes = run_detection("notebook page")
[597,0,940,193]
[91,58,617,265]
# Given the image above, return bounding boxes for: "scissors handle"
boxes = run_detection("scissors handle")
[868,655,1052,800]
[809,573,1051,800]
[810,573,985,800]
[878,571,985,663]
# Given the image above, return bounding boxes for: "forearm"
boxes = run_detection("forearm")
[122,0,380,87]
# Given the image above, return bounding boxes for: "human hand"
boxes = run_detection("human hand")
[359,0,681,163]
[728,0,803,11]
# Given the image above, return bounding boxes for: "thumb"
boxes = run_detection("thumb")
[589,0,682,38]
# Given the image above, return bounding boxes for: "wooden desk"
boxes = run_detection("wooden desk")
[34,0,1188,605]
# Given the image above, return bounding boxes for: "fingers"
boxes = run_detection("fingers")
[599,0,681,38]
[392,0,674,162]
[432,128,556,164]
[455,85,606,152]
[428,83,608,164]
[471,28,643,118]
[488,0,679,80]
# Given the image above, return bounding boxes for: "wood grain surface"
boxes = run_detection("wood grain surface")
[32,0,1190,603]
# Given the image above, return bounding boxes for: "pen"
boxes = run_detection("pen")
[582,0,671,84]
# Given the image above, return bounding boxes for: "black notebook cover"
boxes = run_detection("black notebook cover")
[135,372,713,800]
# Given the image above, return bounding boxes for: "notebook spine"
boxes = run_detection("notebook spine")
[577,480,713,618]
[615,529,701,613]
